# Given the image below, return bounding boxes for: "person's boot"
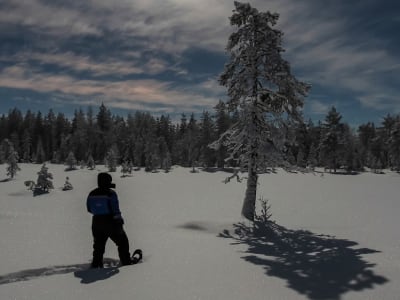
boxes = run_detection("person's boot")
[90,257,104,268]
[120,249,142,266]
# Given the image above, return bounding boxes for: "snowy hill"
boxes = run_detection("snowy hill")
[1,164,399,300]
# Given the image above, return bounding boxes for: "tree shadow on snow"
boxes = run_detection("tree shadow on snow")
[0,258,120,285]
[219,221,388,300]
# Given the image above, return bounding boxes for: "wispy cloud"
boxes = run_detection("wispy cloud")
[2,51,183,77]
[0,0,399,120]
[308,99,331,116]
[0,65,219,114]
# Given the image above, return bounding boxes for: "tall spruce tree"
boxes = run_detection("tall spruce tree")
[217,2,309,220]
[319,107,345,173]
[6,143,20,179]
[213,100,231,168]
[65,151,77,170]
[388,117,400,171]
[199,111,216,168]
[35,138,46,164]
[87,153,96,170]
[105,147,118,172]
[96,103,113,160]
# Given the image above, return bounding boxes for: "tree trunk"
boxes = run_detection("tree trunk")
[242,156,258,221]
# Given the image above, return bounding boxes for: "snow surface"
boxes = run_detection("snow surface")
[1,164,399,300]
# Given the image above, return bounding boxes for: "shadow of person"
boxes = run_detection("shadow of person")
[0,258,120,286]
[74,267,119,284]
[219,221,388,300]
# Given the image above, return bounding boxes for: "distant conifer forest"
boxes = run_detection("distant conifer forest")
[1,103,400,173]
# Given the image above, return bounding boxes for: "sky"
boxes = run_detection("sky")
[0,0,399,126]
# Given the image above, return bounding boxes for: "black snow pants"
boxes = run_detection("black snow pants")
[91,215,131,267]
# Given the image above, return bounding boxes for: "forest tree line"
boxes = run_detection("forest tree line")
[1,103,400,173]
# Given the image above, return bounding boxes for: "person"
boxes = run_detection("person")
[86,172,140,268]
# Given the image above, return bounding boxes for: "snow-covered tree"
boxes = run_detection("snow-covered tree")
[35,163,54,194]
[388,118,400,171]
[62,176,73,191]
[145,139,160,172]
[214,100,231,168]
[319,107,346,173]
[65,151,77,170]
[35,138,46,164]
[0,146,4,164]
[121,160,133,177]
[105,148,117,172]
[199,111,216,168]
[87,154,95,170]
[1,139,12,162]
[215,2,309,220]
[21,129,32,162]
[162,152,172,173]
[6,145,20,179]
[307,142,318,170]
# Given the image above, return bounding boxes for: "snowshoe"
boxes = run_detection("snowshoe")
[131,249,143,264]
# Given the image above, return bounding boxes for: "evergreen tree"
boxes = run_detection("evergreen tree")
[157,137,170,169]
[381,114,396,168]
[199,111,216,168]
[388,118,400,171]
[0,114,7,142]
[121,160,133,177]
[6,144,20,179]
[213,100,231,168]
[157,115,174,151]
[307,142,318,170]
[187,113,200,171]
[86,106,97,160]
[358,122,376,168]
[54,113,71,162]
[51,151,61,164]
[62,176,73,191]
[342,124,362,173]
[10,131,20,158]
[145,138,160,172]
[7,108,23,146]
[87,154,96,170]
[33,112,45,159]
[71,109,88,161]
[105,148,118,172]
[133,138,145,169]
[1,139,13,162]
[21,129,32,162]
[35,163,54,194]
[44,110,56,160]
[0,145,4,164]
[65,151,77,170]
[216,2,309,220]
[112,115,128,163]
[293,122,310,168]
[35,138,46,164]
[319,107,346,173]
[96,103,113,160]
[162,151,172,173]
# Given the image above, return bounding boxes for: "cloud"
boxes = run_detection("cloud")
[0,0,102,36]
[2,51,181,78]
[0,65,219,114]
[0,0,232,53]
[0,0,399,119]
[273,2,400,112]
[308,99,331,115]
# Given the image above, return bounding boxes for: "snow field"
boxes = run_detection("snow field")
[1,164,400,299]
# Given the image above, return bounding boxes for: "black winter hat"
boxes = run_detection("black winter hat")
[97,172,115,189]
